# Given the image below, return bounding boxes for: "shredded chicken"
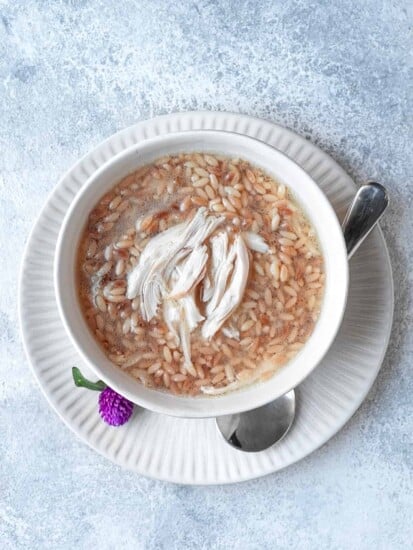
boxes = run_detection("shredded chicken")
[127,208,252,366]
[127,221,186,317]
[179,308,193,370]
[163,298,181,343]
[222,325,240,340]
[127,207,223,320]
[181,292,204,331]
[201,231,227,303]
[163,281,204,371]
[202,273,213,302]
[202,234,250,340]
[205,232,236,316]
[168,245,208,300]
[242,231,269,253]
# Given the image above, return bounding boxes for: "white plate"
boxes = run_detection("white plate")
[19,111,394,484]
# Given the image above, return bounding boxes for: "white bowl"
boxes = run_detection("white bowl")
[55,130,348,418]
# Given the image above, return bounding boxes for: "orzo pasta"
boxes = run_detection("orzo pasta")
[77,153,325,396]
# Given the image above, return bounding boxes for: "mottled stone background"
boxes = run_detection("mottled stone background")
[1,1,412,548]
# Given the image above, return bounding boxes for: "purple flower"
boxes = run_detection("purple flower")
[72,367,134,427]
[98,386,134,426]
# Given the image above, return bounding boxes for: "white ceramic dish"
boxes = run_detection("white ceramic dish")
[54,130,348,418]
[19,112,393,483]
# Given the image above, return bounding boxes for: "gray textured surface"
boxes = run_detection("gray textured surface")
[1,1,412,548]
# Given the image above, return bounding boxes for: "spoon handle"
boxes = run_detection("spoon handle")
[342,182,388,259]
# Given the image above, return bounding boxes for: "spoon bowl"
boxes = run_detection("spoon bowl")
[216,390,295,452]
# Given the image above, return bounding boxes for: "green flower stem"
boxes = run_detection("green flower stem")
[72,367,107,392]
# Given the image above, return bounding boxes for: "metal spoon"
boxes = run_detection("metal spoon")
[342,182,388,259]
[216,182,388,452]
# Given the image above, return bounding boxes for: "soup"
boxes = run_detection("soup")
[77,153,325,396]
